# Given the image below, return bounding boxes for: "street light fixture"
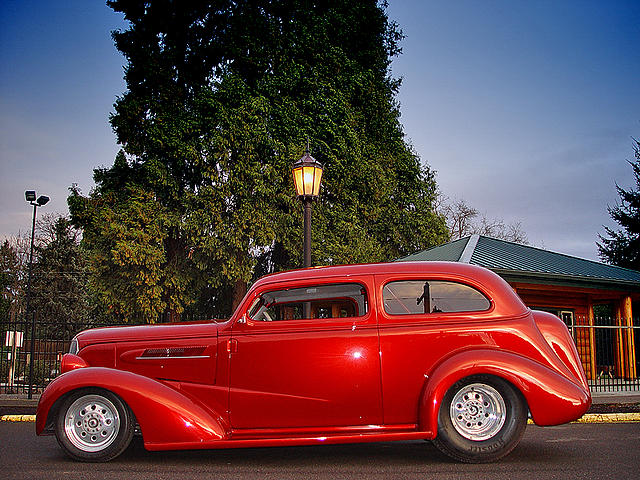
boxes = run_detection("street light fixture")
[292,147,323,320]
[292,147,323,269]
[24,190,49,399]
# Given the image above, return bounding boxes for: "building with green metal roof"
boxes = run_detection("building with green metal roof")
[398,234,640,291]
[398,235,640,381]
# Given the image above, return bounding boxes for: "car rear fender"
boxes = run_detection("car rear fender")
[531,310,590,391]
[419,349,591,435]
[36,367,228,445]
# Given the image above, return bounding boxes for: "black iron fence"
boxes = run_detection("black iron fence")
[1,315,639,395]
[570,320,640,392]
[0,316,123,395]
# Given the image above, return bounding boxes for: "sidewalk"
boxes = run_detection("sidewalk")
[591,391,640,405]
[0,394,40,416]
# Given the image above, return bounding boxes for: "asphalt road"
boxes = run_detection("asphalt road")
[1,423,638,480]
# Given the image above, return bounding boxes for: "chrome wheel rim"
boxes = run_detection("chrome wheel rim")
[64,394,120,452]
[449,383,506,441]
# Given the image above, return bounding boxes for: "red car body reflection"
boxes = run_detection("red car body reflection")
[36,262,591,462]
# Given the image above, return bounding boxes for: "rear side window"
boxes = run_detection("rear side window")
[383,280,490,315]
[249,283,368,321]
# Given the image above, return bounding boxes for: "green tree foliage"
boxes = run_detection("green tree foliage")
[1,216,114,342]
[69,0,447,322]
[598,138,640,270]
[0,234,31,326]
[0,240,21,323]
[29,217,93,338]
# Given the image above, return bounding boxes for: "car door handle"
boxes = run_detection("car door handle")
[227,339,238,354]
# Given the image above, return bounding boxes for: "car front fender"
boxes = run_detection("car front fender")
[419,349,591,435]
[36,367,228,446]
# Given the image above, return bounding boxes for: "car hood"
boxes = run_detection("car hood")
[75,320,222,349]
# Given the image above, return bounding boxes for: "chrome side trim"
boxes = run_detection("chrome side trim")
[135,355,211,360]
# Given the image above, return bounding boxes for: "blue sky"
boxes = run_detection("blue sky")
[1,0,639,261]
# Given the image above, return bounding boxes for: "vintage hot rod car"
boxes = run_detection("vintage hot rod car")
[36,262,591,463]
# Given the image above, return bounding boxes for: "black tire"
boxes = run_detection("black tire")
[54,388,135,462]
[432,375,527,463]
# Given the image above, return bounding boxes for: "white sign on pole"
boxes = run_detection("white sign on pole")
[5,331,24,348]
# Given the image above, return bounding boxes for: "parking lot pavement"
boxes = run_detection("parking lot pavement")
[1,422,639,480]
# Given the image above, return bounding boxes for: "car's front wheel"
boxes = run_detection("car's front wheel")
[55,388,134,462]
[432,375,527,463]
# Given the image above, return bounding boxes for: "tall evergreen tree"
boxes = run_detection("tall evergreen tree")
[0,240,21,324]
[30,217,92,338]
[69,0,447,322]
[598,138,640,270]
[0,235,31,326]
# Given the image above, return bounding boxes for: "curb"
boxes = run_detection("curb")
[1,415,36,422]
[3,413,640,424]
[572,413,640,423]
[526,412,640,425]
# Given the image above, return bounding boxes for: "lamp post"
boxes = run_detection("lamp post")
[25,190,49,399]
[292,148,323,320]
[292,148,323,268]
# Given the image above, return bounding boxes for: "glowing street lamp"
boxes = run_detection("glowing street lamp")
[292,148,323,268]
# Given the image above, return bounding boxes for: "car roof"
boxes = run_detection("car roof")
[244,262,529,319]
[256,261,496,283]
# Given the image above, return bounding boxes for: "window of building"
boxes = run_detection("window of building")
[531,307,575,327]
[559,310,575,326]
[383,280,490,315]
[249,283,368,321]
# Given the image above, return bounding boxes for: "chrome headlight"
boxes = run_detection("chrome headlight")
[69,337,79,355]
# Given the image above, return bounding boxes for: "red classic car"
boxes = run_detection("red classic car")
[36,262,591,463]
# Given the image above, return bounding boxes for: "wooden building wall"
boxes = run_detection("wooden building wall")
[509,282,637,381]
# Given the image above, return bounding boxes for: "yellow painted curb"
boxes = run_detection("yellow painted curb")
[527,413,640,425]
[573,413,640,423]
[3,413,639,424]
[1,415,36,422]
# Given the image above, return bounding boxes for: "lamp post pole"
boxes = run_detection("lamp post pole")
[24,191,49,399]
[303,199,312,268]
[292,148,323,268]
[292,147,323,318]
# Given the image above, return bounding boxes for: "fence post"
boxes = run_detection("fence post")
[587,305,597,380]
[614,302,626,378]
[9,333,18,388]
[622,297,636,379]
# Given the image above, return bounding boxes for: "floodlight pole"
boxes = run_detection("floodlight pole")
[26,202,37,399]
[25,192,48,399]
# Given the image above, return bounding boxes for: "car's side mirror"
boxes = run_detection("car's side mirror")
[237,314,247,325]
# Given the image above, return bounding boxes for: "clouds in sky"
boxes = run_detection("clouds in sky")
[1,0,639,261]
[387,0,640,260]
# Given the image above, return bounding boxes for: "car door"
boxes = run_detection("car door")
[229,277,382,430]
[376,274,495,425]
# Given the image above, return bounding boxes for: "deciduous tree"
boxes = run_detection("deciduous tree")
[438,195,528,244]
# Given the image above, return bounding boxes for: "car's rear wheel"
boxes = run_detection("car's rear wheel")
[432,375,527,463]
[55,388,134,462]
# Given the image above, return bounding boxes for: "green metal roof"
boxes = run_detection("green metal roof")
[397,235,640,290]
[397,237,470,262]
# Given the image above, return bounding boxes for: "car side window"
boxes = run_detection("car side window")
[249,283,368,321]
[383,280,490,315]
